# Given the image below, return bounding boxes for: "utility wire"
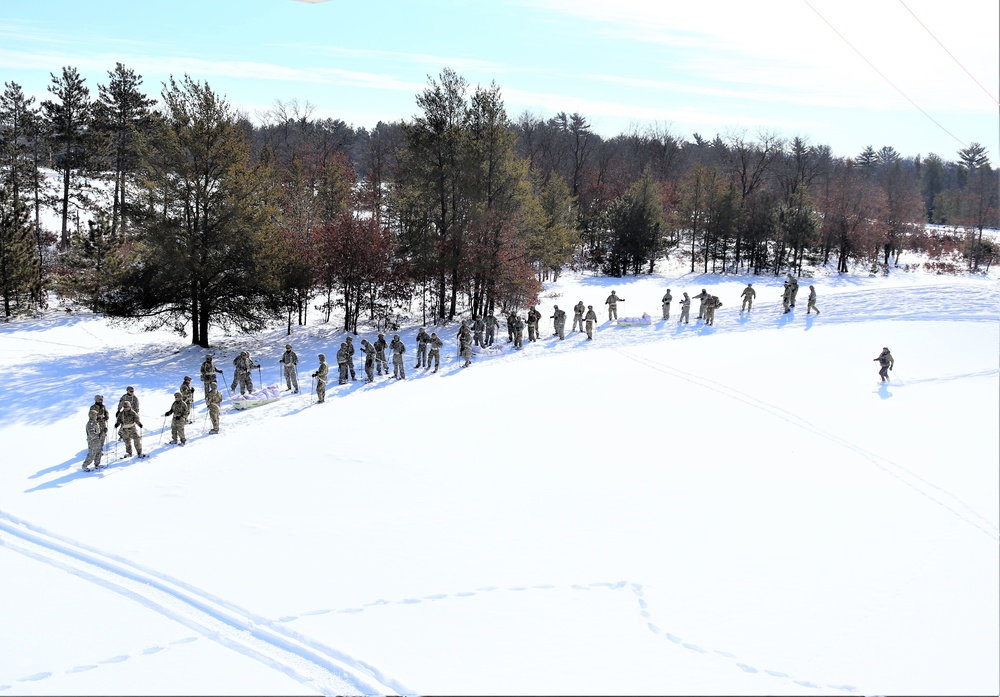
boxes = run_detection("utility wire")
[802,0,968,150]
[897,0,999,106]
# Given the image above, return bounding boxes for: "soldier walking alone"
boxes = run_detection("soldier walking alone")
[605,290,624,321]
[874,347,894,383]
[740,284,756,312]
[807,285,820,314]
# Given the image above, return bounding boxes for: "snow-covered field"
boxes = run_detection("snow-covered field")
[1,262,998,696]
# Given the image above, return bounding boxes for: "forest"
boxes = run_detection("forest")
[1,64,997,346]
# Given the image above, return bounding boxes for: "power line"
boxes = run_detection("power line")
[801,0,969,150]
[897,0,999,106]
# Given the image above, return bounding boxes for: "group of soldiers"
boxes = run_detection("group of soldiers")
[80,278,832,470]
[657,275,820,326]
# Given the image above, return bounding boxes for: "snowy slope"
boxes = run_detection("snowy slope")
[1,263,998,696]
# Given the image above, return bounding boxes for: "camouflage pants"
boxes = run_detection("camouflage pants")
[782,296,791,313]
[283,364,298,391]
[679,305,690,323]
[705,307,716,325]
[376,354,388,375]
[170,417,186,444]
[554,319,565,339]
[338,362,349,385]
[428,349,440,371]
[585,320,594,340]
[201,377,217,398]
[392,354,405,379]
[365,358,375,382]
[514,330,523,348]
[232,371,253,395]
[528,323,538,341]
[461,346,472,367]
[608,304,618,321]
[120,424,142,456]
[662,303,670,320]
[572,315,584,332]
[485,327,495,346]
[807,299,819,314]
[83,434,104,468]
[208,405,220,431]
[790,289,799,307]
[697,302,705,319]
[416,344,427,367]
[316,378,327,403]
[742,297,753,311]
[474,331,483,347]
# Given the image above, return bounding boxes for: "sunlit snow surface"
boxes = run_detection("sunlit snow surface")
[1,262,997,695]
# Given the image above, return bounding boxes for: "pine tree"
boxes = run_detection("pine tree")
[93,63,156,239]
[41,66,92,249]
[108,75,282,347]
[0,185,40,318]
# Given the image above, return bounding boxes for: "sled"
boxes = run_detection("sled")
[230,384,282,409]
[615,312,652,327]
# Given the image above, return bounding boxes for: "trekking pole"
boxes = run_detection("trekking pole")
[202,412,210,434]
[257,364,263,387]
[114,431,119,462]
[158,414,167,445]
[221,370,232,398]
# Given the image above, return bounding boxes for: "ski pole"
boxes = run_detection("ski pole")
[257,364,263,387]
[221,370,232,398]
[202,411,210,434]
[158,414,167,445]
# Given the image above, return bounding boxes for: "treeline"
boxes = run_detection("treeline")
[0,65,997,345]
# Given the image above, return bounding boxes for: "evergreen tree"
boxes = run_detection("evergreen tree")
[0,185,40,318]
[109,75,282,347]
[41,66,92,249]
[93,63,156,239]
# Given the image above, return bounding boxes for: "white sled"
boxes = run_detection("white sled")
[615,312,652,327]
[231,384,282,409]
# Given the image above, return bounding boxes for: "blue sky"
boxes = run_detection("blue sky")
[2,0,997,162]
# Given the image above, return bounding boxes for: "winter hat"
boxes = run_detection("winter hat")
[174,392,182,398]
[94,395,104,402]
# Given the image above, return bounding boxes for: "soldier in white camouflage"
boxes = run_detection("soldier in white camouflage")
[584,305,597,340]
[374,334,389,375]
[279,344,299,393]
[661,289,672,320]
[551,305,566,339]
[360,339,377,382]
[164,392,189,445]
[428,332,443,373]
[200,354,223,397]
[679,292,691,324]
[740,284,756,312]
[807,285,820,314]
[231,351,257,395]
[116,386,139,418]
[415,328,430,368]
[345,337,357,381]
[205,384,223,433]
[82,410,105,471]
[788,274,800,308]
[336,342,350,385]
[114,401,144,457]
[572,301,585,332]
[180,376,196,423]
[390,334,406,379]
[484,312,500,346]
[311,354,329,403]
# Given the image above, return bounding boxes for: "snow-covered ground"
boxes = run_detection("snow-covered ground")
[1,261,998,696]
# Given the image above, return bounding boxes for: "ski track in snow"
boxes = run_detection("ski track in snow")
[278,580,862,693]
[0,510,413,697]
